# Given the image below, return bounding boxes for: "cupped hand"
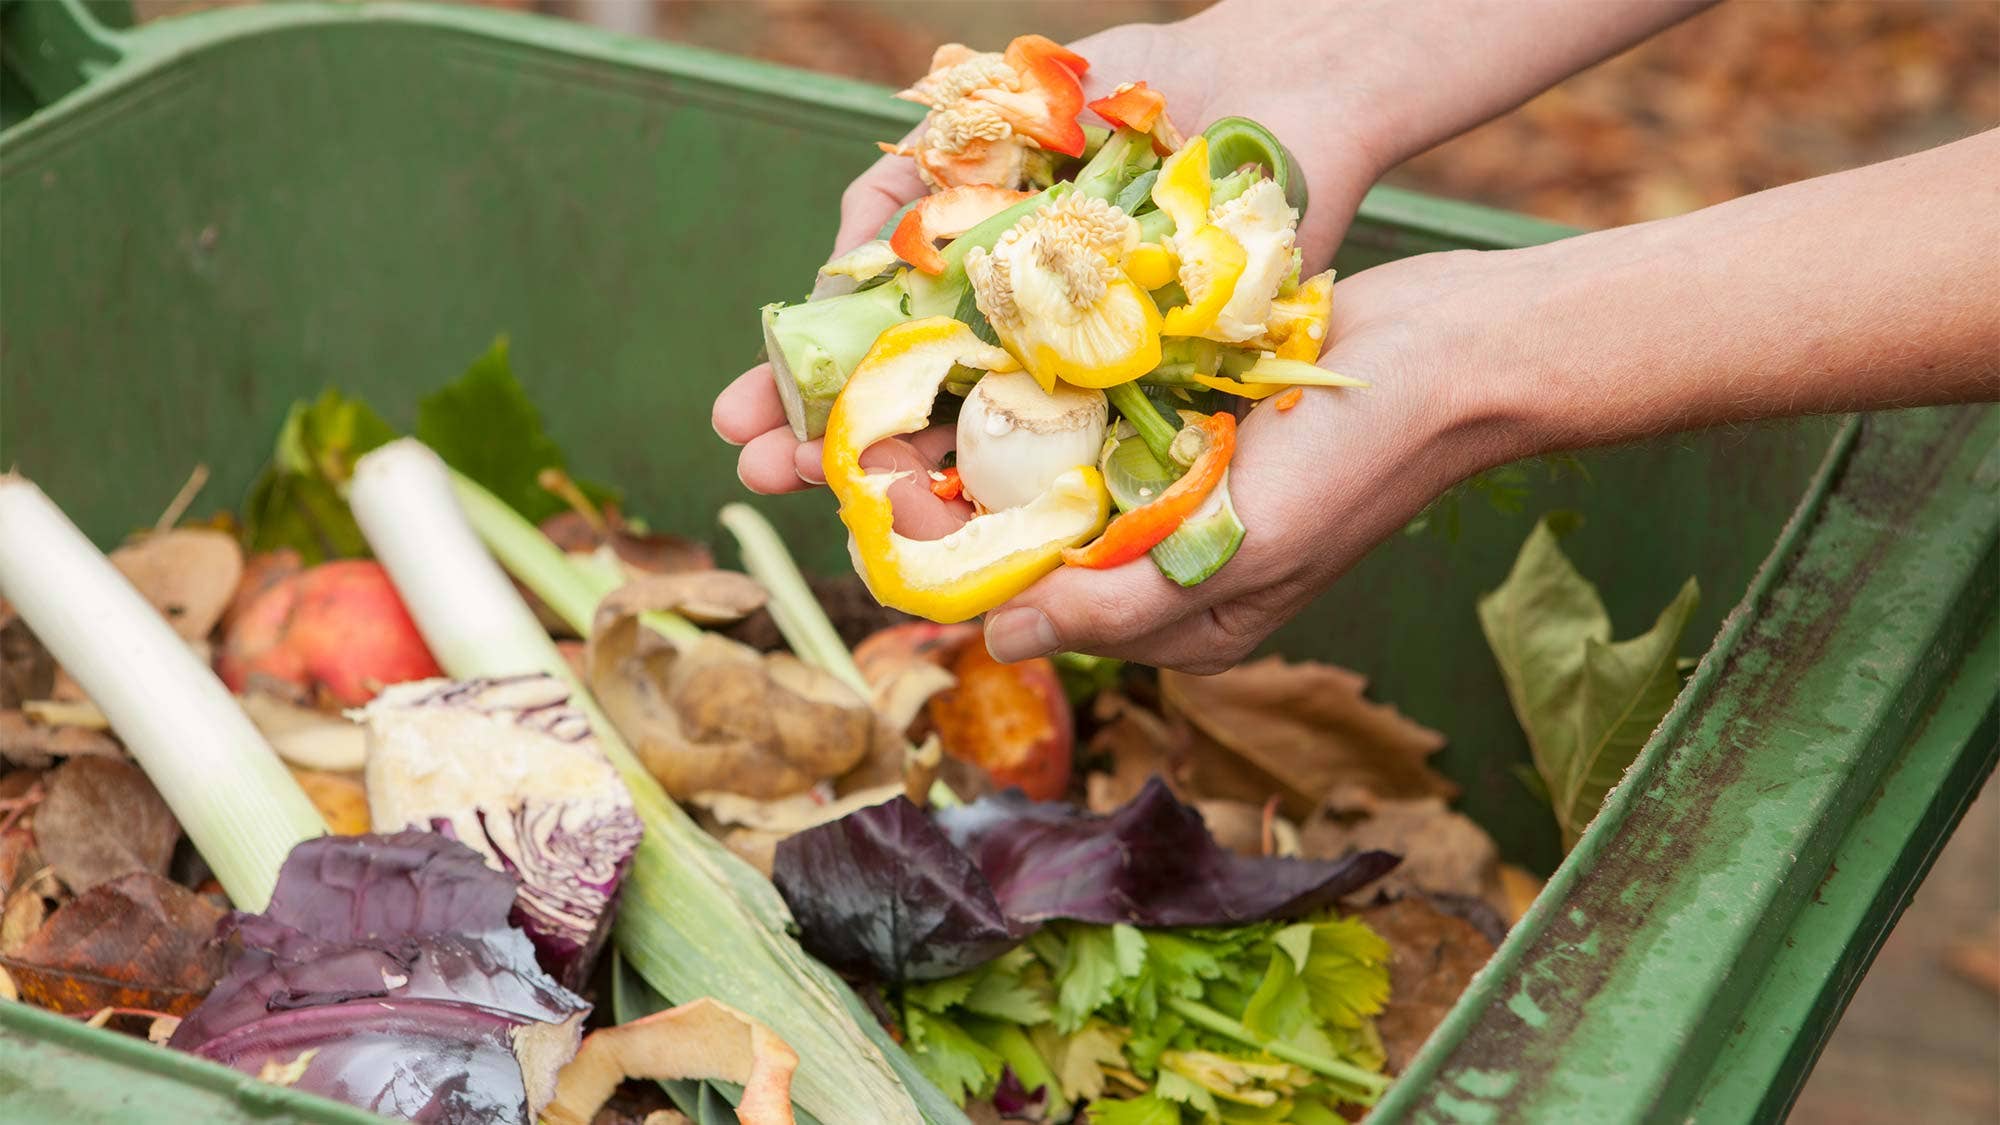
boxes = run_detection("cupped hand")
[985,246,1546,673]
[712,6,1388,502]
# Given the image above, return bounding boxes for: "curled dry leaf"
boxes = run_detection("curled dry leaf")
[286,766,370,834]
[1083,693,1194,814]
[109,528,245,642]
[540,508,715,578]
[0,872,227,1016]
[0,709,123,770]
[588,581,871,800]
[1,883,51,955]
[0,612,54,709]
[34,757,180,895]
[690,783,904,877]
[236,691,368,772]
[543,997,799,1125]
[1355,895,1497,1074]
[1301,784,1502,912]
[1161,657,1455,819]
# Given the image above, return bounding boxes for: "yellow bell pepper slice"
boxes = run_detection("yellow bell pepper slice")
[1123,242,1177,291]
[1152,135,1211,233]
[1153,136,1249,339]
[823,317,1111,624]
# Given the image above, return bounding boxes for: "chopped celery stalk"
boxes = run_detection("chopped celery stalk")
[0,474,324,913]
[348,439,957,1125]
[764,281,914,441]
[1072,127,1158,202]
[1203,115,1309,215]
[1101,434,1247,588]
[1209,165,1262,208]
[1106,379,1180,467]
[717,502,870,701]
[1079,123,1112,160]
[1142,337,1224,386]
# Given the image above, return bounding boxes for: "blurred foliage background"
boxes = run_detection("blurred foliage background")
[132,0,1999,230]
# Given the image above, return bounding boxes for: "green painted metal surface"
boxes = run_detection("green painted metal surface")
[1374,406,1999,1123]
[0,2,1992,1122]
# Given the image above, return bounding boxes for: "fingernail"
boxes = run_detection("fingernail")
[985,608,1058,663]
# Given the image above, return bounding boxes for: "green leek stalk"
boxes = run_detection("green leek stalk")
[347,438,965,1125]
[0,474,323,912]
[1103,383,1247,586]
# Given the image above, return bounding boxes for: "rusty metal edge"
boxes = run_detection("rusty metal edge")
[1371,403,1999,1123]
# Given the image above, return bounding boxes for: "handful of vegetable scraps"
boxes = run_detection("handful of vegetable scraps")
[761,37,1363,625]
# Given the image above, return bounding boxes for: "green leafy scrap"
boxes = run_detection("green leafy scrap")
[1478,513,1700,850]
[905,1006,1006,1106]
[413,336,619,523]
[241,389,396,563]
[238,338,625,561]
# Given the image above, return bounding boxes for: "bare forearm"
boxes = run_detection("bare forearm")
[1478,129,2000,459]
[1188,0,1717,172]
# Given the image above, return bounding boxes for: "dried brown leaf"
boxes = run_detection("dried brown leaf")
[691,784,903,878]
[33,757,180,895]
[0,824,41,891]
[1161,658,1453,819]
[541,508,715,578]
[1083,694,1193,814]
[1302,784,1502,909]
[109,528,244,642]
[1355,896,1497,1073]
[0,710,123,769]
[1,884,50,955]
[0,872,226,1016]
[0,614,54,709]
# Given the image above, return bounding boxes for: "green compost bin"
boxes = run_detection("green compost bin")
[0,2,1992,1122]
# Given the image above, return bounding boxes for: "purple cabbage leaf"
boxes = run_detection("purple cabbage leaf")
[360,674,644,990]
[773,777,1398,984]
[171,830,590,1125]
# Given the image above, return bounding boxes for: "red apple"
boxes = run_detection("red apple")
[217,559,443,707]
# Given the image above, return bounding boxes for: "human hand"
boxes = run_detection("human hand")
[712,4,1392,507]
[980,245,1539,672]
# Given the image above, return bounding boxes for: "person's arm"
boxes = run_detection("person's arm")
[717,0,1721,493]
[982,129,2000,670]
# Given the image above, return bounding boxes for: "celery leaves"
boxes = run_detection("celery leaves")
[898,917,1393,1122]
[1479,514,1700,850]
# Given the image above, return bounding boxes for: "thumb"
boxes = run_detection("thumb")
[832,148,928,261]
[984,557,1197,664]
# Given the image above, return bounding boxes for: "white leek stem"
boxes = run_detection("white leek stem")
[348,440,927,1125]
[0,474,322,911]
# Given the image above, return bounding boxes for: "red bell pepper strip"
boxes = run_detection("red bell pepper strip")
[971,35,1090,158]
[1062,411,1236,569]
[1089,82,1166,133]
[930,466,964,501]
[890,186,1033,275]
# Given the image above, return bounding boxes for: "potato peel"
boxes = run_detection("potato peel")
[543,998,798,1125]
